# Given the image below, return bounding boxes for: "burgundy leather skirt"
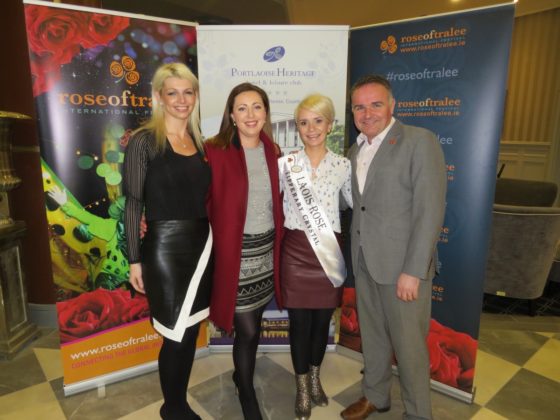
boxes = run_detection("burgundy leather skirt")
[280,228,342,309]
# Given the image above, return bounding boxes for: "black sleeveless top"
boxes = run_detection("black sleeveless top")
[123,130,211,263]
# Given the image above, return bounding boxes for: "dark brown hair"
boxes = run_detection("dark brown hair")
[207,82,274,149]
[349,74,393,102]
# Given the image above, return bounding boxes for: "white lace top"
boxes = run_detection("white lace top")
[278,149,352,233]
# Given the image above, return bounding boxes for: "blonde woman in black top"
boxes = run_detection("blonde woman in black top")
[123,62,212,420]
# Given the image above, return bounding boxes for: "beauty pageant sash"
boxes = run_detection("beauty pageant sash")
[282,155,346,287]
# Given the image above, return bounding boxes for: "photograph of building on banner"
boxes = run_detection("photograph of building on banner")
[197,25,349,155]
[23,0,202,390]
[208,299,291,347]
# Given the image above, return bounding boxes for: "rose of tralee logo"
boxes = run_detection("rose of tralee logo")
[380,36,397,54]
[263,46,285,62]
[110,55,140,85]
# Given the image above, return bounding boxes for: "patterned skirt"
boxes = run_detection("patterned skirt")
[235,228,275,313]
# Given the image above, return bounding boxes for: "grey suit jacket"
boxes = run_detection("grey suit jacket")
[349,119,447,284]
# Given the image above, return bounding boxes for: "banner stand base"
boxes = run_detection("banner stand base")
[209,343,336,353]
[63,347,210,397]
[335,345,474,404]
[429,379,474,404]
[336,344,363,362]
[210,344,289,353]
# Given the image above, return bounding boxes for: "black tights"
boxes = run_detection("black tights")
[288,308,335,374]
[158,323,200,420]
[233,305,266,419]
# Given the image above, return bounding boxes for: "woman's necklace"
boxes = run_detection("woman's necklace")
[308,149,326,180]
[311,166,319,180]
[168,133,190,148]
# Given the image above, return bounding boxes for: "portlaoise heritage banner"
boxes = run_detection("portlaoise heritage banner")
[196,25,349,349]
[23,0,201,394]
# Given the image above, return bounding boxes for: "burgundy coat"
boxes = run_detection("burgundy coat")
[205,132,284,333]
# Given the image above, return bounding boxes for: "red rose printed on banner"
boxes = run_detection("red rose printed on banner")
[29,53,66,100]
[339,288,362,352]
[182,26,197,47]
[119,128,134,147]
[427,319,477,391]
[25,6,87,96]
[340,288,360,336]
[25,6,87,64]
[338,290,477,390]
[24,5,129,96]
[119,289,150,322]
[81,14,129,49]
[57,288,149,344]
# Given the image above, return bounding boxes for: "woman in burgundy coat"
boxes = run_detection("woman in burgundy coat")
[205,82,284,420]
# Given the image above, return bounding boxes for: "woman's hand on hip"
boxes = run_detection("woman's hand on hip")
[129,263,145,294]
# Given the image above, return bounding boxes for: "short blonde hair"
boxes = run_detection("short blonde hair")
[294,94,335,122]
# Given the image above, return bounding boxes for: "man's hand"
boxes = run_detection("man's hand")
[396,273,420,302]
[129,263,145,294]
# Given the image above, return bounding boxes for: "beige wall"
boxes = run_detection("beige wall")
[286,0,560,25]
[498,8,560,183]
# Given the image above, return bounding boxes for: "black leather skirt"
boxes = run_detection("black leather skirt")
[141,218,213,340]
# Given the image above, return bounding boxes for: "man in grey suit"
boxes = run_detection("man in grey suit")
[340,75,447,420]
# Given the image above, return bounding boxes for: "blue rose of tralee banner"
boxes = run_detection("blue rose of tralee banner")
[339,3,515,401]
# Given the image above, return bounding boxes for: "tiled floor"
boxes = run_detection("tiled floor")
[1,312,559,419]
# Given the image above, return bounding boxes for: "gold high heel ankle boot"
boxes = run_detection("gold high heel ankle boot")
[295,373,312,419]
[309,365,328,407]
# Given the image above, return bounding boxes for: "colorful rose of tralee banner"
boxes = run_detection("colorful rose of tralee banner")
[23,0,202,394]
[340,3,514,402]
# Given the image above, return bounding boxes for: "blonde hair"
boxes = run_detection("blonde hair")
[135,62,203,154]
[294,93,335,122]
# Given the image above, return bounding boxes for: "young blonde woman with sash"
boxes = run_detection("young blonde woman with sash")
[279,94,352,419]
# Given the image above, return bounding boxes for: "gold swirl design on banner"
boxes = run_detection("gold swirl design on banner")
[110,61,124,78]
[125,71,140,85]
[380,35,397,54]
[121,55,136,71]
[110,56,140,85]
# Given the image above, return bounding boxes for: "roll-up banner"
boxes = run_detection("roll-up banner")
[340,3,515,402]
[23,0,203,395]
[197,25,349,349]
